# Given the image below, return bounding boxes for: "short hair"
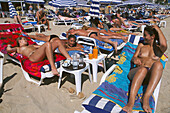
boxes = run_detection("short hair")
[68,35,76,40]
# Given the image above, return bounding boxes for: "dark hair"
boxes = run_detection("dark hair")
[16,36,28,47]
[4,20,10,23]
[68,35,76,40]
[40,4,44,8]
[90,17,100,27]
[144,25,159,45]
[111,14,118,20]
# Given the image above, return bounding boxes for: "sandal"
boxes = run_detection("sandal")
[61,86,76,95]
[70,92,86,102]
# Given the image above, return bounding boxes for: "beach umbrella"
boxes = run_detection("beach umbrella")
[89,0,100,17]
[8,0,18,18]
[77,0,90,8]
[100,0,122,4]
[25,0,45,4]
[49,0,77,8]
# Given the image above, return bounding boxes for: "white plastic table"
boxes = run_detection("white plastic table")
[34,24,46,33]
[84,54,106,82]
[58,62,92,95]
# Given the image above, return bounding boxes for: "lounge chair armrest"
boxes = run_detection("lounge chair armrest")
[77,36,97,47]
[100,64,117,85]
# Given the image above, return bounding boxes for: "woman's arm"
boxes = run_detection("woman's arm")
[6,45,18,53]
[33,45,41,48]
[65,43,84,52]
[131,43,143,66]
[153,25,167,53]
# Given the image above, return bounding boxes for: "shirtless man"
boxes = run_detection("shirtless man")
[122,25,167,113]
[67,28,127,53]
[6,36,72,76]
[36,8,51,30]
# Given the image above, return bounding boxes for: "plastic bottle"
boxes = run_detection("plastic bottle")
[93,46,98,59]
[72,53,79,69]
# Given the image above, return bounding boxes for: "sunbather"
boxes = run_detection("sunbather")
[67,28,128,53]
[30,34,84,52]
[58,13,78,21]
[122,25,167,113]
[36,5,51,30]
[63,35,84,52]
[6,36,72,76]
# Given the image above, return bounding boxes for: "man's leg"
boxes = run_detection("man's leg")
[123,66,148,113]
[142,61,163,113]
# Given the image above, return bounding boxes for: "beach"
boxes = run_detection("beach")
[0,17,170,113]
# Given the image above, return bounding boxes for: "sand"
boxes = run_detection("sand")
[0,16,170,113]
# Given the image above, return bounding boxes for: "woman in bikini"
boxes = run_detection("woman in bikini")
[63,35,84,52]
[122,25,167,113]
[6,36,72,76]
[30,34,84,51]
[29,33,59,42]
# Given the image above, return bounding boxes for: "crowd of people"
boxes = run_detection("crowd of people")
[3,3,169,113]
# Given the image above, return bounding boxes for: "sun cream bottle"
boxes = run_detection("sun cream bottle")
[93,46,98,59]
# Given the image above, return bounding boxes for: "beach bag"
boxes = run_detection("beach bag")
[105,55,118,70]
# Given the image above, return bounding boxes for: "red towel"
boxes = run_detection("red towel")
[0,24,66,78]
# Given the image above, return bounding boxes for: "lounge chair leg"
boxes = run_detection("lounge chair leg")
[0,55,4,88]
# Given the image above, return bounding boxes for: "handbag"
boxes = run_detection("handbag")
[105,55,118,70]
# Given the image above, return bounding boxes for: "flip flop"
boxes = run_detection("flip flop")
[70,92,86,102]
[61,86,76,95]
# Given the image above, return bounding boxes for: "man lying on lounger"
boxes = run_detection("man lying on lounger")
[6,36,72,76]
[67,28,128,53]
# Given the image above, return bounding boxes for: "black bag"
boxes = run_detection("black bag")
[105,55,118,71]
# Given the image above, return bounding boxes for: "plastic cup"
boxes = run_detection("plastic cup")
[89,53,93,60]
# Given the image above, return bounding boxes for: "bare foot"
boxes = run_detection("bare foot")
[35,32,39,35]
[52,69,59,76]
[111,42,117,53]
[143,96,152,113]
[122,103,133,113]
[122,36,128,42]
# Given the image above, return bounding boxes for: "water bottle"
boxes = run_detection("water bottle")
[79,55,84,67]
[72,53,79,69]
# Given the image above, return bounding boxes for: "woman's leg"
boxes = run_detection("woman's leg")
[29,34,49,42]
[29,42,59,76]
[142,61,163,113]
[91,34,118,53]
[17,15,22,25]
[50,38,72,59]
[13,15,18,23]
[123,66,148,113]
